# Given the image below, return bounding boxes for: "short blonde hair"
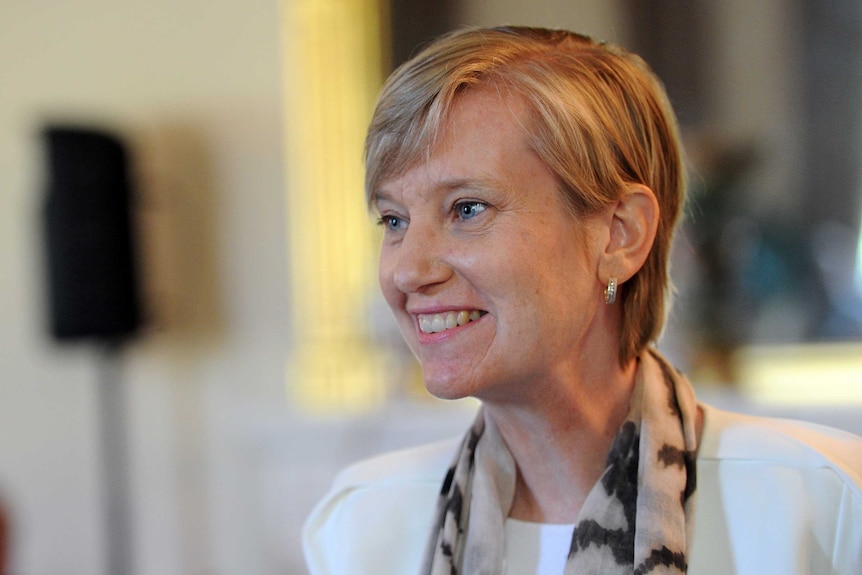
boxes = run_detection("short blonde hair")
[366,26,686,364]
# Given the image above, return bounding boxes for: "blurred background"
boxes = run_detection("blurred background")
[0,1,860,574]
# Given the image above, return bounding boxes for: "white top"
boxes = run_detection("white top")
[303,404,862,575]
[503,519,574,575]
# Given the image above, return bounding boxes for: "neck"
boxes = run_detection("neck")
[484,356,638,524]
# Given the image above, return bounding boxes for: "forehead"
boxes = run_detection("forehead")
[373,86,535,200]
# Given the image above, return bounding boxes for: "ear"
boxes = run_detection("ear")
[598,184,659,284]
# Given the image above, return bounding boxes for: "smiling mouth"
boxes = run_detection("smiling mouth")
[417,310,486,334]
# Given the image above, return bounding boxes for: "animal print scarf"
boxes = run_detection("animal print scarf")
[420,349,699,575]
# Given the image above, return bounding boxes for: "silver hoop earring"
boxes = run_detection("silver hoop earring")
[604,277,617,305]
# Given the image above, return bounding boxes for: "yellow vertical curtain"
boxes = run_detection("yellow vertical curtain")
[281,0,390,411]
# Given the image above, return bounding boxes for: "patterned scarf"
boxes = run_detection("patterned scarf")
[420,349,699,575]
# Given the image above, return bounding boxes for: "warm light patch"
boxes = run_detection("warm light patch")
[280,0,389,411]
[733,343,862,405]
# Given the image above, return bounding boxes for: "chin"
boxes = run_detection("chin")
[421,372,477,401]
[424,386,471,402]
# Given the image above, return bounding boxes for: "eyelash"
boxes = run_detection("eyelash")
[454,201,487,220]
[375,200,488,232]
[376,214,406,231]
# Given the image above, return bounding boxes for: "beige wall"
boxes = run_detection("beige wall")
[0,2,288,573]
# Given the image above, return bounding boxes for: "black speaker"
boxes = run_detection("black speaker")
[43,126,141,341]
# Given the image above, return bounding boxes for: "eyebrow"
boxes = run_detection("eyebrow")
[370,188,394,206]
[372,176,503,206]
[442,177,501,193]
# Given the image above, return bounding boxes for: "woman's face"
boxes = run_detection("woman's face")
[374,86,611,403]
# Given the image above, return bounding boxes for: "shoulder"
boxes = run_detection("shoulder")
[302,437,459,575]
[328,436,460,491]
[698,403,862,485]
[691,404,862,574]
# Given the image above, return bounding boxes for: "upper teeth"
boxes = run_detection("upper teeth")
[418,310,482,334]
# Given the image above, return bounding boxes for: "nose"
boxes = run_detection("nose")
[388,222,452,294]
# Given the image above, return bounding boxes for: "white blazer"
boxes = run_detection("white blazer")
[303,404,862,574]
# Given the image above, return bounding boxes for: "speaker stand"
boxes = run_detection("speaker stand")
[97,342,132,575]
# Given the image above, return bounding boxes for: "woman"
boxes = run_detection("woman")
[304,27,862,574]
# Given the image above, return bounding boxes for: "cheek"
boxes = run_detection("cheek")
[495,238,593,320]
[378,250,403,312]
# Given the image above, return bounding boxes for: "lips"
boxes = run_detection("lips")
[417,310,485,334]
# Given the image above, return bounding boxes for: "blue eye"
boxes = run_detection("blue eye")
[377,214,407,231]
[455,201,487,220]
